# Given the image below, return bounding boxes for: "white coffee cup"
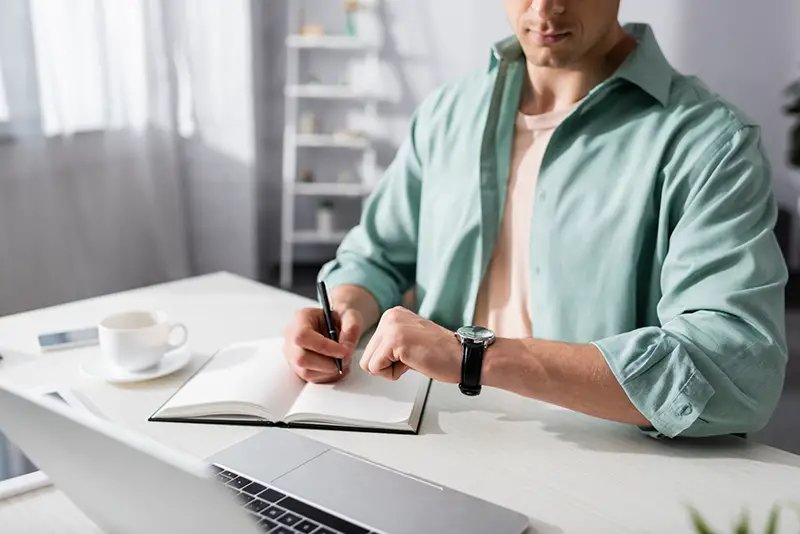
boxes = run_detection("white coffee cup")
[98,311,188,372]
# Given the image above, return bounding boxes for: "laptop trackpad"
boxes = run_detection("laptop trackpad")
[208,429,329,483]
[273,450,509,534]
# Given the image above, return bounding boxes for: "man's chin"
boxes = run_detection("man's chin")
[525,51,574,69]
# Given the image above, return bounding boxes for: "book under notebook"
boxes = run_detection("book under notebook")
[149,337,431,434]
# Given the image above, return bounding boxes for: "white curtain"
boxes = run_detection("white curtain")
[0,0,260,315]
[0,0,193,315]
[0,55,8,122]
[29,0,150,136]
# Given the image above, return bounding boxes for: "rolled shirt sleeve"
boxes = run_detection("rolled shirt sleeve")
[594,126,788,438]
[319,112,424,313]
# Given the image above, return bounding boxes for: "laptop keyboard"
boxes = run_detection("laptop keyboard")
[211,464,377,534]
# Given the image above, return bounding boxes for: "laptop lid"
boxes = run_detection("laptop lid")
[0,380,260,534]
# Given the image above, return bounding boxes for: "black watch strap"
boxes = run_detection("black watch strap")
[459,341,484,396]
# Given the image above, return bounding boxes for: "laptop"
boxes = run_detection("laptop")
[0,381,529,534]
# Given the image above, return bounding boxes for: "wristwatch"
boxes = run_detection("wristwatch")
[455,326,496,396]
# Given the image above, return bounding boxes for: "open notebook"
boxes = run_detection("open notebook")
[150,338,431,434]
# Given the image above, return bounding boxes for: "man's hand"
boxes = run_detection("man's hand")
[360,307,461,383]
[284,307,364,383]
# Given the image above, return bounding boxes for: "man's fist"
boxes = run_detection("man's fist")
[283,307,364,383]
[360,307,461,383]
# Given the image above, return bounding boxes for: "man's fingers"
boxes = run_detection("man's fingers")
[337,310,362,353]
[283,308,354,383]
[367,336,396,379]
[294,350,350,373]
[391,362,410,381]
[360,328,383,372]
[297,366,350,384]
[291,320,349,358]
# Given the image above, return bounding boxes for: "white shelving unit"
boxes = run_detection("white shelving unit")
[286,35,370,50]
[285,84,371,99]
[293,230,350,245]
[294,133,370,149]
[294,182,369,196]
[280,2,381,289]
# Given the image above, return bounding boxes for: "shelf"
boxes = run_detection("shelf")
[294,182,367,196]
[286,35,372,50]
[293,230,348,245]
[295,134,369,149]
[285,85,373,99]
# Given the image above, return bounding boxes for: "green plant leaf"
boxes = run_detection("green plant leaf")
[764,506,780,534]
[790,122,800,167]
[786,100,800,115]
[690,508,717,534]
[734,510,749,534]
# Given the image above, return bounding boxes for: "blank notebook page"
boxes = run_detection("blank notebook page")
[164,340,304,419]
[287,351,427,424]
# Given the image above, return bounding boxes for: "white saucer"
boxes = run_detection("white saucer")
[81,348,192,384]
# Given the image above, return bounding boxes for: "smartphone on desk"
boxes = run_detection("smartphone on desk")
[37,327,99,352]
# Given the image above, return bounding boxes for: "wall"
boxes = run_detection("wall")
[252,0,286,278]
[372,0,509,143]
[619,1,799,209]
[793,0,800,218]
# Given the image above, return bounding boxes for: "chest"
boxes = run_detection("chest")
[417,89,676,336]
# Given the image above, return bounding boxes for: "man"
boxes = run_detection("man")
[283,0,788,438]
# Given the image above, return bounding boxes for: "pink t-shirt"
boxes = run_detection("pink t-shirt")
[473,107,572,338]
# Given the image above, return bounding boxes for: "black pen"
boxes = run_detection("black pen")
[316,281,343,375]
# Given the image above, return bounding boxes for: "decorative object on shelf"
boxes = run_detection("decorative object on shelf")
[333,129,366,142]
[343,0,359,37]
[337,69,351,89]
[337,170,357,184]
[299,168,315,183]
[786,77,800,168]
[299,23,324,37]
[299,111,319,135]
[317,199,335,237]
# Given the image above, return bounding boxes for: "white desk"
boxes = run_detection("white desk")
[0,272,798,534]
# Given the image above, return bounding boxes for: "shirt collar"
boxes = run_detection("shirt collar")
[612,23,673,106]
[489,22,673,107]
[488,35,524,68]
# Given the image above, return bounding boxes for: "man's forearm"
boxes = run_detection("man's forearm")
[330,284,381,331]
[482,338,651,427]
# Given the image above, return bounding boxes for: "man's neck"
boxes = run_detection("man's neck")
[520,24,637,116]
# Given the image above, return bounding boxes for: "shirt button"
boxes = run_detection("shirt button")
[539,191,547,201]
[679,404,693,416]
[534,266,541,276]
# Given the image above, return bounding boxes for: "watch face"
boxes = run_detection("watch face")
[457,326,496,344]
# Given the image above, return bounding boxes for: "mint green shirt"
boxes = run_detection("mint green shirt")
[320,24,787,438]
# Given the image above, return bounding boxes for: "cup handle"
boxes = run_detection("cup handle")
[167,322,188,350]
